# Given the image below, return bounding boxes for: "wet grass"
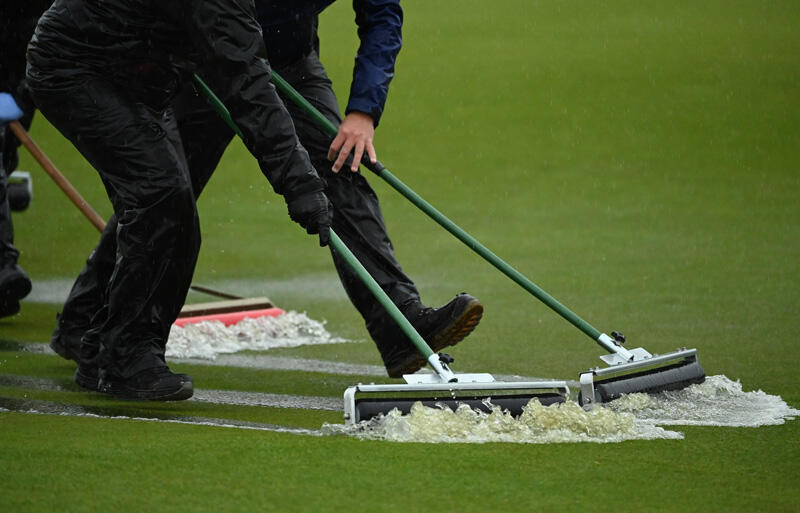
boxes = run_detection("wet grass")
[0,350,372,399]
[3,0,799,512]
[0,386,340,430]
[2,412,798,513]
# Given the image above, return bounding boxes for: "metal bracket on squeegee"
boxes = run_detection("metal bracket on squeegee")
[595,332,652,365]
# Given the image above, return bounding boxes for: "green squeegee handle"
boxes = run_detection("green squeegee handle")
[268,72,604,343]
[192,74,448,371]
[327,230,434,361]
[192,76,244,140]
[331,229,459,382]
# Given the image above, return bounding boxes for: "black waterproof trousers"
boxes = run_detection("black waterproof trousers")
[54,51,420,367]
[0,128,15,265]
[31,77,202,379]
[0,112,33,266]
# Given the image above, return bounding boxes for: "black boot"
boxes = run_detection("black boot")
[98,366,193,401]
[379,293,484,378]
[0,262,31,319]
[0,299,20,318]
[75,365,99,391]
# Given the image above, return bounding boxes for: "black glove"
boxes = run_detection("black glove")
[286,190,332,247]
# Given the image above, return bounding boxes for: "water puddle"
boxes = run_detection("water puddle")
[4,331,797,445]
[174,354,386,376]
[192,389,340,411]
[166,310,355,359]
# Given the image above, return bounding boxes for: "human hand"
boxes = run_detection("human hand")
[327,111,377,173]
[287,190,333,247]
[0,93,24,124]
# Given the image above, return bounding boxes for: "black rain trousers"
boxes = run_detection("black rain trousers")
[53,51,421,368]
[0,128,16,265]
[31,77,201,379]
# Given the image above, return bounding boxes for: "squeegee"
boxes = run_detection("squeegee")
[329,230,569,425]
[193,76,570,424]
[266,71,706,409]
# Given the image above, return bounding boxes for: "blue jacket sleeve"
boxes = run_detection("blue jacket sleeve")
[345,0,402,127]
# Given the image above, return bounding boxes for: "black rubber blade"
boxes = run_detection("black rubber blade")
[354,392,566,423]
[592,361,706,403]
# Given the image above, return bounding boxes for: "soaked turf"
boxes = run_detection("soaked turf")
[3,0,799,511]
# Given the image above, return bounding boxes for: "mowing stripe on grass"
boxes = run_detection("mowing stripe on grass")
[175,353,387,376]
[0,398,324,436]
[24,276,351,303]
[18,341,551,380]
[0,374,340,410]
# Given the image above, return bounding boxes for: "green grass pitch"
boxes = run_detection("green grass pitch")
[2,1,798,511]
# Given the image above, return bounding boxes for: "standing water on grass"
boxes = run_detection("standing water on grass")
[322,375,797,443]
[165,311,352,359]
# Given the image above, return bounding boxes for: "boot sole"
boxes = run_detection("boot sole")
[386,299,484,378]
[429,299,484,353]
[100,380,194,401]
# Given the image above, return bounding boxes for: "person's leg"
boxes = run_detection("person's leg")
[49,215,118,361]
[276,53,483,377]
[49,80,234,363]
[173,79,236,196]
[32,77,199,399]
[0,126,32,318]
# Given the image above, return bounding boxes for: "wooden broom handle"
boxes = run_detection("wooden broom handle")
[9,120,242,301]
[9,120,107,232]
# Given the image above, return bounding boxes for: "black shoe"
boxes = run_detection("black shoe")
[384,345,427,380]
[384,293,484,378]
[414,293,484,353]
[98,367,194,401]
[0,263,32,303]
[75,365,99,391]
[0,299,20,319]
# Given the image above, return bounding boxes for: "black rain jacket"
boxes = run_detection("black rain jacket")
[27,0,324,199]
[0,0,53,104]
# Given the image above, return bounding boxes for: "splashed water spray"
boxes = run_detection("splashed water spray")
[323,375,797,444]
[606,375,799,427]
[323,399,683,444]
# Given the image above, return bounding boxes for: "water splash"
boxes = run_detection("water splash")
[323,400,682,444]
[166,310,353,359]
[606,375,799,427]
[322,375,798,443]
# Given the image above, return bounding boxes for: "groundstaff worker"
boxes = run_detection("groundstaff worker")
[48,0,485,383]
[28,0,332,400]
[0,1,50,319]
